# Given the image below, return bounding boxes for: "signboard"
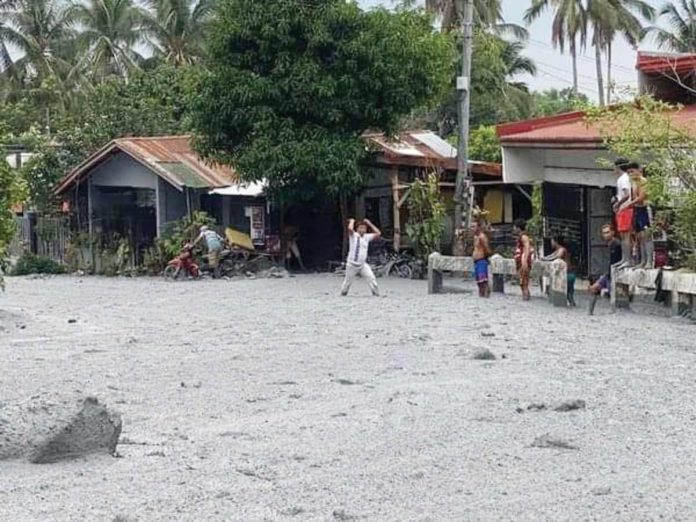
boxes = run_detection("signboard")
[250,206,265,244]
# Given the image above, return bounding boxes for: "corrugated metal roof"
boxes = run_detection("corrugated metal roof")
[637,51,696,74]
[497,105,696,145]
[362,130,501,177]
[55,136,237,195]
[363,130,457,167]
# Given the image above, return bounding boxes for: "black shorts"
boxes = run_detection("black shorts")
[634,207,650,232]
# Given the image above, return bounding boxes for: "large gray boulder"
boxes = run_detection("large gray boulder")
[0,394,122,463]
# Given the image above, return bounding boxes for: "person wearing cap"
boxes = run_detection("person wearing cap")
[193,225,224,278]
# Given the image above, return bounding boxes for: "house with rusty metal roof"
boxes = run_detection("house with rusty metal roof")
[54,136,268,263]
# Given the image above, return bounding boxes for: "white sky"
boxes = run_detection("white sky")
[359,0,664,101]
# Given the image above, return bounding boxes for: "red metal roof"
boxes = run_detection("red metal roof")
[55,136,238,195]
[497,105,696,145]
[637,51,696,75]
[363,130,502,177]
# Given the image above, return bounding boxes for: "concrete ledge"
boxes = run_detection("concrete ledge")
[612,266,696,315]
[428,253,568,306]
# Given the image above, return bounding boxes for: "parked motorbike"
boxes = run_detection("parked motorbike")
[163,243,199,280]
[381,248,425,279]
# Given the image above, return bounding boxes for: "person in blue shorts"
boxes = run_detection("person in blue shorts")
[472,221,491,298]
[589,224,623,315]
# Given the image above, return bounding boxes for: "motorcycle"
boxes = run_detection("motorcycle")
[163,243,199,280]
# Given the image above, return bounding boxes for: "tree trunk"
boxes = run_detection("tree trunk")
[571,38,579,96]
[594,35,606,106]
[606,41,612,105]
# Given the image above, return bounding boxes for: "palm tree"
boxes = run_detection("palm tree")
[524,0,588,96]
[646,0,696,53]
[425,0,528,39]
[0,0,76,85]
[71,0,145,81]
[141,0,215,66]
[587,0,654,105]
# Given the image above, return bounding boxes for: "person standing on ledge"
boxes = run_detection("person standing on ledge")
[340,218,381,297]
[613,159,633,267]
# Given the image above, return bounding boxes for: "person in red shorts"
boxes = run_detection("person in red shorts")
[612,159,633,267]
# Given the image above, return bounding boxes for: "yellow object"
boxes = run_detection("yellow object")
[483,190,504,223]
[225,228,255,251]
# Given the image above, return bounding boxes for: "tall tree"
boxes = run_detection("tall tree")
[190,0,454,201]
[424,0,528,38]
[646,0,696,53]
[524,0,587,96]
[587,0,654,104]
[0,0,75,86]
[141,0,215,66]
[71,0,145,81]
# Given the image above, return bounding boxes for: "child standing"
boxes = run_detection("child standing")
[340,218,381,297]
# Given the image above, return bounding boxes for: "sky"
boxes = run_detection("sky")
[358,0,664,101]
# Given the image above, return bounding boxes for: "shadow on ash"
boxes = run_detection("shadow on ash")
[0,394,121,464]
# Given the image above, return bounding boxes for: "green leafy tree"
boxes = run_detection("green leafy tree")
[587,96,696,264]
[0,136,26,289]
[646,0,696,53]
[531,87,590,117]
[0,0,76,91]
[406,173,446,260]
[468,125,501,163]
[15,66,194,214]
[190,0,454,202]
[422,0,528,38]
[417,30,537,136]
[70,0,145,81]
[141,0,215,66]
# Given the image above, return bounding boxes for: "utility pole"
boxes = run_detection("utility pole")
[453,0,475,256]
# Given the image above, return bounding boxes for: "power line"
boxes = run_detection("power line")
[527,38,638,74]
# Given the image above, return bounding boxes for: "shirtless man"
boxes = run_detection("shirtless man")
[627,163,653,268]
[513,219,534,301]
[472,221,491,298]
[340,218,381,297]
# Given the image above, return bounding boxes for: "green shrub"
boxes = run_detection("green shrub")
[12,253,66,276]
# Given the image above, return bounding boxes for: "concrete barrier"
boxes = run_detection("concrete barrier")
[611,266,696,316]
[428,253,568,306]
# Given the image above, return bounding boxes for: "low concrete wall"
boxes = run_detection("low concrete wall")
[428,253,568,306]
[611,267,696,315]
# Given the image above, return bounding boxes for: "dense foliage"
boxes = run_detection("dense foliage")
[406,173,447,260]
[11,252,66,275]
[189,0,454,201]
[7,65,194,214]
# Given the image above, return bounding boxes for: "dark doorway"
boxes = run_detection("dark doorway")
[93,186,157,262]
[543,183,587,276]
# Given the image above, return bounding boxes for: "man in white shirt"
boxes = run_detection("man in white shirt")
[612,159,633,266]
[193,225,224,278]
[340,218,381,296]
